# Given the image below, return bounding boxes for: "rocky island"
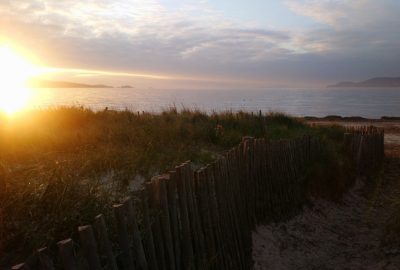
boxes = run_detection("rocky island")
[329,77,400,87]
[27,79,113,88]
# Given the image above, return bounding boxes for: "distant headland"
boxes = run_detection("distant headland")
[328,77,400,88]
[28,79,113,88]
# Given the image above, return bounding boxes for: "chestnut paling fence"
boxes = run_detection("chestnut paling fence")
[10,127,384,270]
[344,126,385,175]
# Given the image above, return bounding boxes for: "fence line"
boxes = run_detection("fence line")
[10,127,384,270]
[344,126,385,175]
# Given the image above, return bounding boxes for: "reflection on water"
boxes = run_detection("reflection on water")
[27,87,400,118]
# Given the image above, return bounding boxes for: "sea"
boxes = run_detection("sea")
[28,87,400,119]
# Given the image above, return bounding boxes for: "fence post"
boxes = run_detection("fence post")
[183,162,206,269]
[175,164,195,270]
[113,203,136,270]
[11,263,30,270]
[195,168,217,268]
[167,171,182,270]
[153,174,176,270]
[36,247,55,270]
[78,225,102,270]
[145,182,167,270]
[57,239,79,270]
[356,135,364,176]
[141,189,159,270]
[124,197,148,270]
[93,214,118,270]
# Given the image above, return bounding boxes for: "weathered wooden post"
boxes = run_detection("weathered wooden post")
[167,171,182,270]
[37,247,55,270]
[114,203,135,270]
[145,182,167,270]
[57,239,79,270]
[141,189,159,270]
[124,197,148,270]
[11,263,30,270]
[93,214,118,270]
[153,174,176,270]
[78,225,102,270]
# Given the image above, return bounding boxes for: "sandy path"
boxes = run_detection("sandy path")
[252,157,400,269]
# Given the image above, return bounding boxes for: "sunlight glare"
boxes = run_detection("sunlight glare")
[0,46,38,114]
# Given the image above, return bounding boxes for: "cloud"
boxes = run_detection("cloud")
[0,0,399,86]
[285,0,400,29]
[285,0,400,57]
[0,1,297,73]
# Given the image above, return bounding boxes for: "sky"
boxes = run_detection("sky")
[0,0,400,88]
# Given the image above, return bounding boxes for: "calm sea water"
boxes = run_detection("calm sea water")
[28,87,400,118]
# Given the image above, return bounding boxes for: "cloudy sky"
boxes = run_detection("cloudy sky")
[1,0,399,88]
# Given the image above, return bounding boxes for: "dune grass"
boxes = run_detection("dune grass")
[0,106,348,265]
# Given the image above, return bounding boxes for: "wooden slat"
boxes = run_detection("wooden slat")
[166,171,182,270]
[124,197,148,270]
[183,163,205,269]
[206,164,226,269]
[113,203,135,270]
[146,182,167,270]
[78,225,102,270]
[93,214,118,270]
[11,263,30,270]
[195,168,216,269]
[161,176,177,270]
[175,164,195,270]
[57,239,79,270]
[141,190,159,270]
[153,175,176,270]
[37,247,55,270]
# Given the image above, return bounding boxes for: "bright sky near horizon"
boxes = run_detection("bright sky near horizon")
[0,0,399,88]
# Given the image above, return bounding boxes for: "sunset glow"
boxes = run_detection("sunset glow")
[0,46,38,114]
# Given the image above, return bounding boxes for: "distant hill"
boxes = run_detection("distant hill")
[329,77,400,87]
[28,79,113,88]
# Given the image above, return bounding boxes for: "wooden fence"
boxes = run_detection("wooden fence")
[10,128,384,270]
[344,126,385,175]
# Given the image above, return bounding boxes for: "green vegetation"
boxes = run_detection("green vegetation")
[0,106,348,265]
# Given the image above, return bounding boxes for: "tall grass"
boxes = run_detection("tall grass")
[0,106,346,265]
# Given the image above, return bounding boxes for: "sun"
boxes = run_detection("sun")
[0,46,39,115]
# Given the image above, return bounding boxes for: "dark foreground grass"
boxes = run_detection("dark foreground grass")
[0,106,348,265]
